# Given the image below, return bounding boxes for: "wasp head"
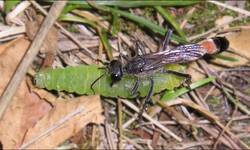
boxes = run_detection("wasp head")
[109,60,123,86]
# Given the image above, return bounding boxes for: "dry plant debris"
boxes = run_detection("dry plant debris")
[0,1,250,149]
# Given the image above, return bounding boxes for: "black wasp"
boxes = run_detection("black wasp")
[91,29,229,120]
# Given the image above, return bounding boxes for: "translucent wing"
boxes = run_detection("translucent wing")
[140,44,207,72]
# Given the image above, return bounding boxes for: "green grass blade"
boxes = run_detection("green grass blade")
[87,3,186,44]
[60,14,114,60]
[98,28,113,60]
[111,8,121,36]
[59,14,97,28]
[60,1,199,43]
[212,54,239,62]
[63,0,200,8]
[4,0,20,13]
[161,77,215,101]
[154,6,186,40]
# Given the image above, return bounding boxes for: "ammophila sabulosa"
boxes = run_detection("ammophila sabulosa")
[91,29,229,121]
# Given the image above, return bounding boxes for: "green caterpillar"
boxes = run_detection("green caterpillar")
[35,64,185,98]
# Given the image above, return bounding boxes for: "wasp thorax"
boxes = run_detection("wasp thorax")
[109,60,123,84]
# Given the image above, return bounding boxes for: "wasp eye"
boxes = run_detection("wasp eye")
[109,60,123,85]
[111,73,122,80]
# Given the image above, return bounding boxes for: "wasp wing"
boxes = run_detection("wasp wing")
[141,44,207,72]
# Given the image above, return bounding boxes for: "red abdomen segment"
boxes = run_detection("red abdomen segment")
[124,37,229,74]
[200,37,229,54]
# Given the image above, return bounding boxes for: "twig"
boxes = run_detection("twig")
[180,7,196,29]
[103,103,116,149]
[91,124,98,148]
[151,111,167,148]
[227,50,250,61]
[144,120,211,126]
[213,106,237,149]
[0,26,26,39]
[103,99,137,129]
[198,60,250,115]
[189,90,209,110]
[0,34,23,42]
[188,15,244,41]
[20,107,85,149]
[173,140,213,149]
[30,1,97,61]
[121,99,182,142]
[209,1,250,16]
[202,125,239,149]
[222,87,250,115]
[0,1,67,119]
[5,1,31,25]
[110,127,143,149]
[117,99,123,149]
[122,114,137,129]
[203,72,225,103]
[197,60,249,149]
[220,67,250,72]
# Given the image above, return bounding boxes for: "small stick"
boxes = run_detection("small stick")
[180,7,196,29]
[110,127,143,149]
[121,99,182,142]
[0,26,26,39]
[20,107,84,149]
[30,1,97,61]
[188,15,244,41]
[209,1,250,16]
[0,1,67,119]
[117,99,123,149]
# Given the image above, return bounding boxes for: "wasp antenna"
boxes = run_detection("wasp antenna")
[102,61,110,66]
[91,73,105,94]
[212,37,229,52]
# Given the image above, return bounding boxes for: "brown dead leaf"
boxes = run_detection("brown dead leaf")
[166,98,219,121]
[31,87,58,104]
[0,38,52,149]
[187,62,206,82]
[26,13,58,68]
[21,95,104,149]
[226,28,250,59]
[26,14,58,54]
[215,16,233,28]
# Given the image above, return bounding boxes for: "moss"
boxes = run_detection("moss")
[183,1,250,36]
[207,96,221,106]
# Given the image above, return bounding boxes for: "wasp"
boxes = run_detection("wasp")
[91,29,229,121]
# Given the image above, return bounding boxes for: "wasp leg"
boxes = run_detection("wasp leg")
[138,77,154,123]
[135,40,147,55]
[162,69,192,88]
[160,28,173,52]
[121,54,130,62]
[90,73,105,94]
[131,78,141,96]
